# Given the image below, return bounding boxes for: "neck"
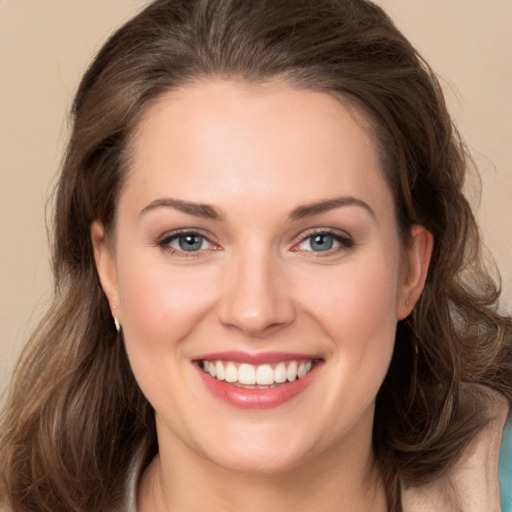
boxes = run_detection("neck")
[138,438,388,512]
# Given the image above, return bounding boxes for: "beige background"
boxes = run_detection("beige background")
[1,1,511,395]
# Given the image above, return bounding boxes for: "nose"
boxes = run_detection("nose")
[217,250,296,338]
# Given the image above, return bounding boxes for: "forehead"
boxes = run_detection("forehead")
[134,80,378,159]
[121,80,393,220]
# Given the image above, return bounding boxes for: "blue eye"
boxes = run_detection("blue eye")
[177,234,204,251]
[159,232,214,253]
[297,231,353,253]
[309,234,334,251]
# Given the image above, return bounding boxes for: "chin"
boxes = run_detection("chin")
[203,440,314,476]
[187,416,342,477]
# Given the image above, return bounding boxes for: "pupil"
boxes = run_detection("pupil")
[312,234,333,251]
[179,235,202,251]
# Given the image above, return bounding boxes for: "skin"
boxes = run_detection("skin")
[92,80,432,511]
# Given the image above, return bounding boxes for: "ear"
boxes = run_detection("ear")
[396,224,433,320]
[91,221,121,321]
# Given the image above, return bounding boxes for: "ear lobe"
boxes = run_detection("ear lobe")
[91,221,120,316]
[396,225,434,320]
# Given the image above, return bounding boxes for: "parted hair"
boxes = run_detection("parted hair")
[1,1,511,511]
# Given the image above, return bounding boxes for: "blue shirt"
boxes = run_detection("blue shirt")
[500,422,512,512]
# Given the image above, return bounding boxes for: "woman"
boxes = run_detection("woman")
[1,1,511,511]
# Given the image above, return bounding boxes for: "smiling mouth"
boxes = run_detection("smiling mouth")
[199,359,317,388]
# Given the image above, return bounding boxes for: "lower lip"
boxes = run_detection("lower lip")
[195,363,321,409]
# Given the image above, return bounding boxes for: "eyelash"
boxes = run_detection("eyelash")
[156,229,218,257]
[156,228,354,257]
[293,228,354,255]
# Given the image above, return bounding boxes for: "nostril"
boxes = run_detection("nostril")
[219,305,295,337]
[217,258,296,335]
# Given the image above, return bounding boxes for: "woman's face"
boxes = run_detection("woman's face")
[94,81,431,475]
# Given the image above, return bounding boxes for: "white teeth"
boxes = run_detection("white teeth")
[202,359,315,386]
[238,364,256,385]
[256,364,274,385]
[215,361,225,381]
[274,362,287,383]
[297,361,307,378]
[286,361,298,382]
[225,362,238,383]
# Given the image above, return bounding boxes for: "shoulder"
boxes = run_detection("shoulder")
[401,384,509,512]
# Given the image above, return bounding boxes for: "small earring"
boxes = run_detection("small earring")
[114,317,121,332]
[405,298,411,307]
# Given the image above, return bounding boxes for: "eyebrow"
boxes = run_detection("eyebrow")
[139,195,375,222]
[139,198,223,220]
[288,196,375,220]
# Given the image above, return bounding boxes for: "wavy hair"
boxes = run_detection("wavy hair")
[1,1,511,510]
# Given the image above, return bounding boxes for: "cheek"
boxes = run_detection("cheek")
[116,254,219,357]
[115,256,223,420]
[299,251,400,395]
[303,253,400,341]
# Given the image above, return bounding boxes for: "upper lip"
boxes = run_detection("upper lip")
[193,351,321,365]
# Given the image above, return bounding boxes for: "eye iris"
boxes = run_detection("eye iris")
[179,234,203,251]
[310,234,334,251]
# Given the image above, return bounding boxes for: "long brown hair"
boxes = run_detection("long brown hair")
[1,1,511,511]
